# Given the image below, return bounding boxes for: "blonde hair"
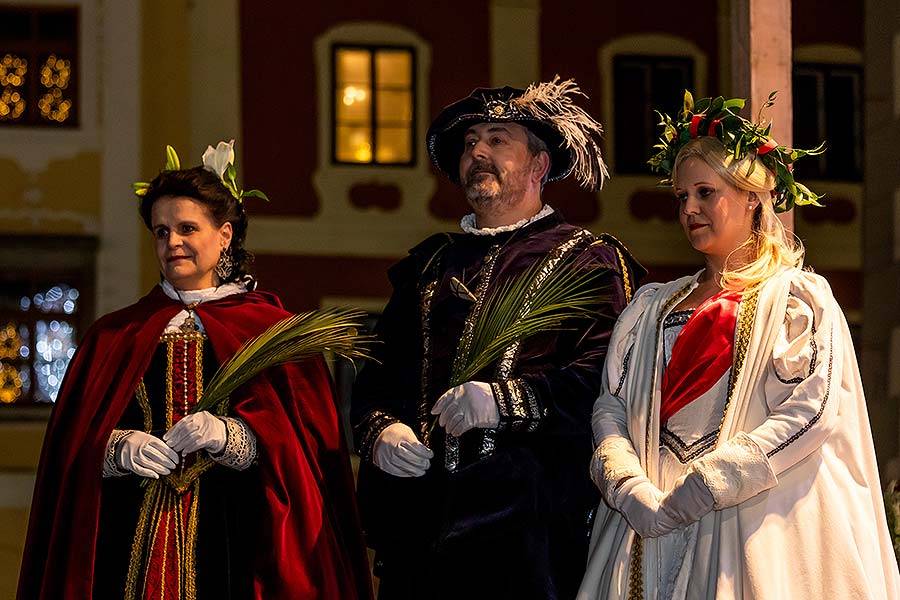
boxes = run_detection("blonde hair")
[672,137,804,291]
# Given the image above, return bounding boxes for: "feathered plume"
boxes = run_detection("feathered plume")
[511,76,609,190]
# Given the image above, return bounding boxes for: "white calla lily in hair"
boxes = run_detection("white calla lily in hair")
[202,139,236,178]
[132,140,269,204]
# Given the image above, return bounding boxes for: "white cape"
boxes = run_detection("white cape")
[578,268,900,599]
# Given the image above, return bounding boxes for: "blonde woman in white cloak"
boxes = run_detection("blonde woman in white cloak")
[578,94,900,600]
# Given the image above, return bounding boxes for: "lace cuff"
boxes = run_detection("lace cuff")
[103,429,133,477]
[589,435,646,504]
[210,417,258,471]
[689,431,778,509]
[491,378,545,433]
[353,410,401,462]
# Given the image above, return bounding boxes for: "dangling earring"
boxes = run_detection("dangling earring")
[215,248,234,281]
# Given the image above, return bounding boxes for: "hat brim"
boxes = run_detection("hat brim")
[426,96,574,185]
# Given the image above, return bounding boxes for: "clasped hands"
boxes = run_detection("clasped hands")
[615,472,714,538]
[116,411,226,479]
[373,381,499,478]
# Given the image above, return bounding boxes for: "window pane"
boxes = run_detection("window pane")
[0,53,27,122]
[335,48,371,86]
[614,60,650,174]
[375,50,411,87]
[0,9,31,42]
[0,362,25,404]
[376,89,412,124]
[336,86,371,124]
[824,70,861,180]
[336,125,373,163]
[37,11,76,41]
[614,55,693,175]
[34,319,74,402]
[38,53,74,124]
[33,284,78,314]
[376,126,412,163]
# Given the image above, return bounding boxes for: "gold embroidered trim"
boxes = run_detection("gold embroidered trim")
[450,245,503,380]
[159,331,206,343]
[645,284,693,461]
[494,229,593,380]
[717,289,759,435]
[135,381,153,433]
[445,244,503,471]
[165,341,174,430]
[124,478,201,600]
[592,234,637,302]
[627,536,644,600]
[419,279,439,446]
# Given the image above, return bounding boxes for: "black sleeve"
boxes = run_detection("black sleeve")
[496,241,636,437]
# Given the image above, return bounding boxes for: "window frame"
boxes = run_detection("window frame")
[330,42,417,168]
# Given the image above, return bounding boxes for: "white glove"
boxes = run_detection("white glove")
[373,422,433,478]
[431,381,499,437]
[615,476,679,539]
[659,472,715,526]
[116,430,179,479]
[163,411,227,455]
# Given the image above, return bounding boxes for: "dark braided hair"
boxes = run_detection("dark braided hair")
[139,166,253,282]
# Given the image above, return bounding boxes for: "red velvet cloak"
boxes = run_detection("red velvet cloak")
[17,286,373,600]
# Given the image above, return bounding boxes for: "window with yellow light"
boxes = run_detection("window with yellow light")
[333,44,415,165]
[0,6,78,127]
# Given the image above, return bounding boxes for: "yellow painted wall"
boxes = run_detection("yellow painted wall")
[139,0,193,292]
[0,152,101,235]
[0,421,47,598]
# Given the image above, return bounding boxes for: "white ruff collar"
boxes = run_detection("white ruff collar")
[161,279,246,304]
[459,204,555,236]
[160,280,247,334]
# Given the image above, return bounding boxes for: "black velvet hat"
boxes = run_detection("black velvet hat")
[426,77,609,190]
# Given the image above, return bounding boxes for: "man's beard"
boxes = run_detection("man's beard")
[462,159,527,213]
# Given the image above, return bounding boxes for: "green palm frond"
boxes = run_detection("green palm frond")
[192,308,376,414]
[427,256,608,436]
[450,260,607,386]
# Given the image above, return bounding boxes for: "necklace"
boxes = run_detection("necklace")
[172,286,210,333]
[179,302,200,333]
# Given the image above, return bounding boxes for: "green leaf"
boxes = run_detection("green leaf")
[682,90,694,116]
[242,189,270,202]
[165,145,181,171]
[723,98,745,111]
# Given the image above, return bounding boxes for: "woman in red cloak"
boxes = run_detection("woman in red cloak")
[17,141,373,600]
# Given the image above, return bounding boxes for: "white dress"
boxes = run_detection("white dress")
[578,267,900,600]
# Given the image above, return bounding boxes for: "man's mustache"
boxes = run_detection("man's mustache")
[465,160,499,182]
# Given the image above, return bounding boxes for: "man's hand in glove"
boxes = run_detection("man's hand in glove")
[163,411,227,455]
[431,381,499,437]
[373,422,433,477]
[117,430,179,479]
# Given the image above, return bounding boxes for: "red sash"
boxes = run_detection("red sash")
[660,290,742,424]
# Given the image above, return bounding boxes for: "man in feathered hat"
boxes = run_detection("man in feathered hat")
[351,77,644,599]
